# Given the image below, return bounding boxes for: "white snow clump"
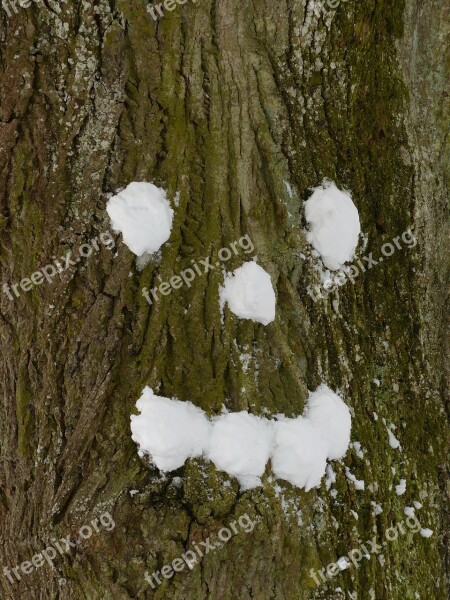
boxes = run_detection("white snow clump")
[304,180,360,270]
[219,261,276,325]
[130,384,352,492]
[106,182,174,256]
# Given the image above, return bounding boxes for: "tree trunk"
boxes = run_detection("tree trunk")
[0,1,448,599]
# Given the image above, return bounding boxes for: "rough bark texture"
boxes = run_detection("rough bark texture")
[0,1,448,599]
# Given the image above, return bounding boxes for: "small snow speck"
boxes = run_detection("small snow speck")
[395,479,406,495]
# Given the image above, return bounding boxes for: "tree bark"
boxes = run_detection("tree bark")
[0,1,448,599]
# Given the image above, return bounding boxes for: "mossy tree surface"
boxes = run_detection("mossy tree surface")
[0,1,448,599]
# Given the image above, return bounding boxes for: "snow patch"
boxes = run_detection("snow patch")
[420,528,433,538]
[106,182,174,256]
[304,180,361,270]
[351,441,364,459]
[304,384,352,460]
[272,417,329,492]
[371,501,383,515]
[345,468,365,490]
[325,464,336,490]
[131,385,352,492]
[130,387,210,471]
[208,412,273,491]
[220,261,276,325]
[387,428,401,450]
[395,479,407,496]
